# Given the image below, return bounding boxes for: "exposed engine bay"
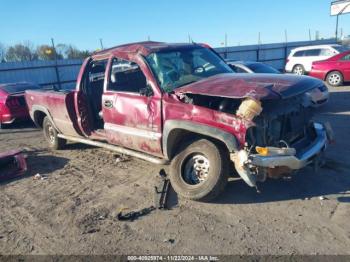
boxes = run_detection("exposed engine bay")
[180,92,314,150]
[179,92,323,187]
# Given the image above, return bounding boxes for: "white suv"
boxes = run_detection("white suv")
[285,44,348,75]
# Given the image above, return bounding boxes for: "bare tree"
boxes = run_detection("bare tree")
[5,41,38,62]
[0,42,6,62]
[67,45,89,59]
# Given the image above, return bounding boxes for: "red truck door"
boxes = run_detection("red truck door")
[101,57,163,156]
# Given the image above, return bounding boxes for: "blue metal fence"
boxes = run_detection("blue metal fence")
[0,39,338,88]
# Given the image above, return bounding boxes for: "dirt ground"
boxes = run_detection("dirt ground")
[0,85,350,256]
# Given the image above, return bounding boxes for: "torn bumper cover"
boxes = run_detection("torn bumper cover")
[250,123,327,170]
[232,123,329,187]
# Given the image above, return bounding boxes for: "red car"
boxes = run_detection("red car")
[0,82,41,128]
[309,50,350,86]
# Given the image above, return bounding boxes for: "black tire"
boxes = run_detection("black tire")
[169,139,229,201]
[43,116,66,150]
[292,64,305,75]
[326,71,343,87]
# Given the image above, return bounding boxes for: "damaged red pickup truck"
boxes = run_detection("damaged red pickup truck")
[25,42,331,201]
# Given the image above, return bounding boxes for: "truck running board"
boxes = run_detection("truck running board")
[57,134,169,165]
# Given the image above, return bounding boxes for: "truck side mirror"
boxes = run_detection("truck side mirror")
[140,84,153,97]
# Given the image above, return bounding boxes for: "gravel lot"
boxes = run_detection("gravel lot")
[0,84,350,255]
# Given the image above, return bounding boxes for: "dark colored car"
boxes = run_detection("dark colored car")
[226,60,281,74]
[225,60,329,107]
[309,50,350,87]
[26,42,331,201]
[0,82,41,128]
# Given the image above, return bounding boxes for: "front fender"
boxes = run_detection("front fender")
[163,120,239,160]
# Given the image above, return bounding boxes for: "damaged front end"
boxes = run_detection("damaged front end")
[177,90,331,188]
[231,94,331,187]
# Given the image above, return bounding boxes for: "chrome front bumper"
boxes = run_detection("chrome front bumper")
[249,123,328,170]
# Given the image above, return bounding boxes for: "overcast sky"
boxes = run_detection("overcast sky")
[1,0,349,50]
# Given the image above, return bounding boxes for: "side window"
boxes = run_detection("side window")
[320,49,333,56]
[341,54,350,61]
[293,51,305,57]
[108,58,147,93]
[304,49,321,56]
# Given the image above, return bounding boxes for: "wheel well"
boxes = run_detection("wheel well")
[326,70,343,80]
[293,64,303,69]
[33,111,47,128]
[166,129,230,160]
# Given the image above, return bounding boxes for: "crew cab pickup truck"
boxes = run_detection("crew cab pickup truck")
[25,41,331,201]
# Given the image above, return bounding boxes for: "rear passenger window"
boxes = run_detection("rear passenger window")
[304,49,321,56]
[293,51,305,57]
[108,58,147,93]
[319,49,333,56]
[341,54,350,61]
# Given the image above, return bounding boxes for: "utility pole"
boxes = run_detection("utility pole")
[99,38,104,50]
[335,2,350,41]
[147,35,150,41]
[335,14,339,41]
[258,32,261,45]
[284,29,288,43]
[51,38,61,90]
[224,33,228,59]
[309,29,312,41]
[188,34,191,43]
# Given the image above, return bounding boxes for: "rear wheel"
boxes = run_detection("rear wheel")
[326,71,343,87]
[169,139,229,201]
[43,116,66,150]
[292,64,305,75]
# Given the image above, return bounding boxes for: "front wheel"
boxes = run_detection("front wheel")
[169,139,229,201]
[43,116,66,150]
[326,71,343,87]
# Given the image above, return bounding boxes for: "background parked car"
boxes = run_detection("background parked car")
[309,50,350,87]
[225,60,281,74]
[226,60,329,107]
[0,82,41,128]
[285,44,349,75]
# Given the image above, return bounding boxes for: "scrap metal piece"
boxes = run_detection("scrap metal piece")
[117,206,156,222]
[154,169,171,209]
[0,149,27,181]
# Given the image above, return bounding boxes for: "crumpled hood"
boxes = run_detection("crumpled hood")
[175,73,324,100]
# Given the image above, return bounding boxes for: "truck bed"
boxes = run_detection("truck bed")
[25,89,81,137]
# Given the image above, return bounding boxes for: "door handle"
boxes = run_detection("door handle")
[103,100,113,108]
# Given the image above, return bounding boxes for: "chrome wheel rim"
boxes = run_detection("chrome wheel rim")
[328,73,341,86]
[182,154,210,185]
[293,66,303,75]
[45,123,55,144]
